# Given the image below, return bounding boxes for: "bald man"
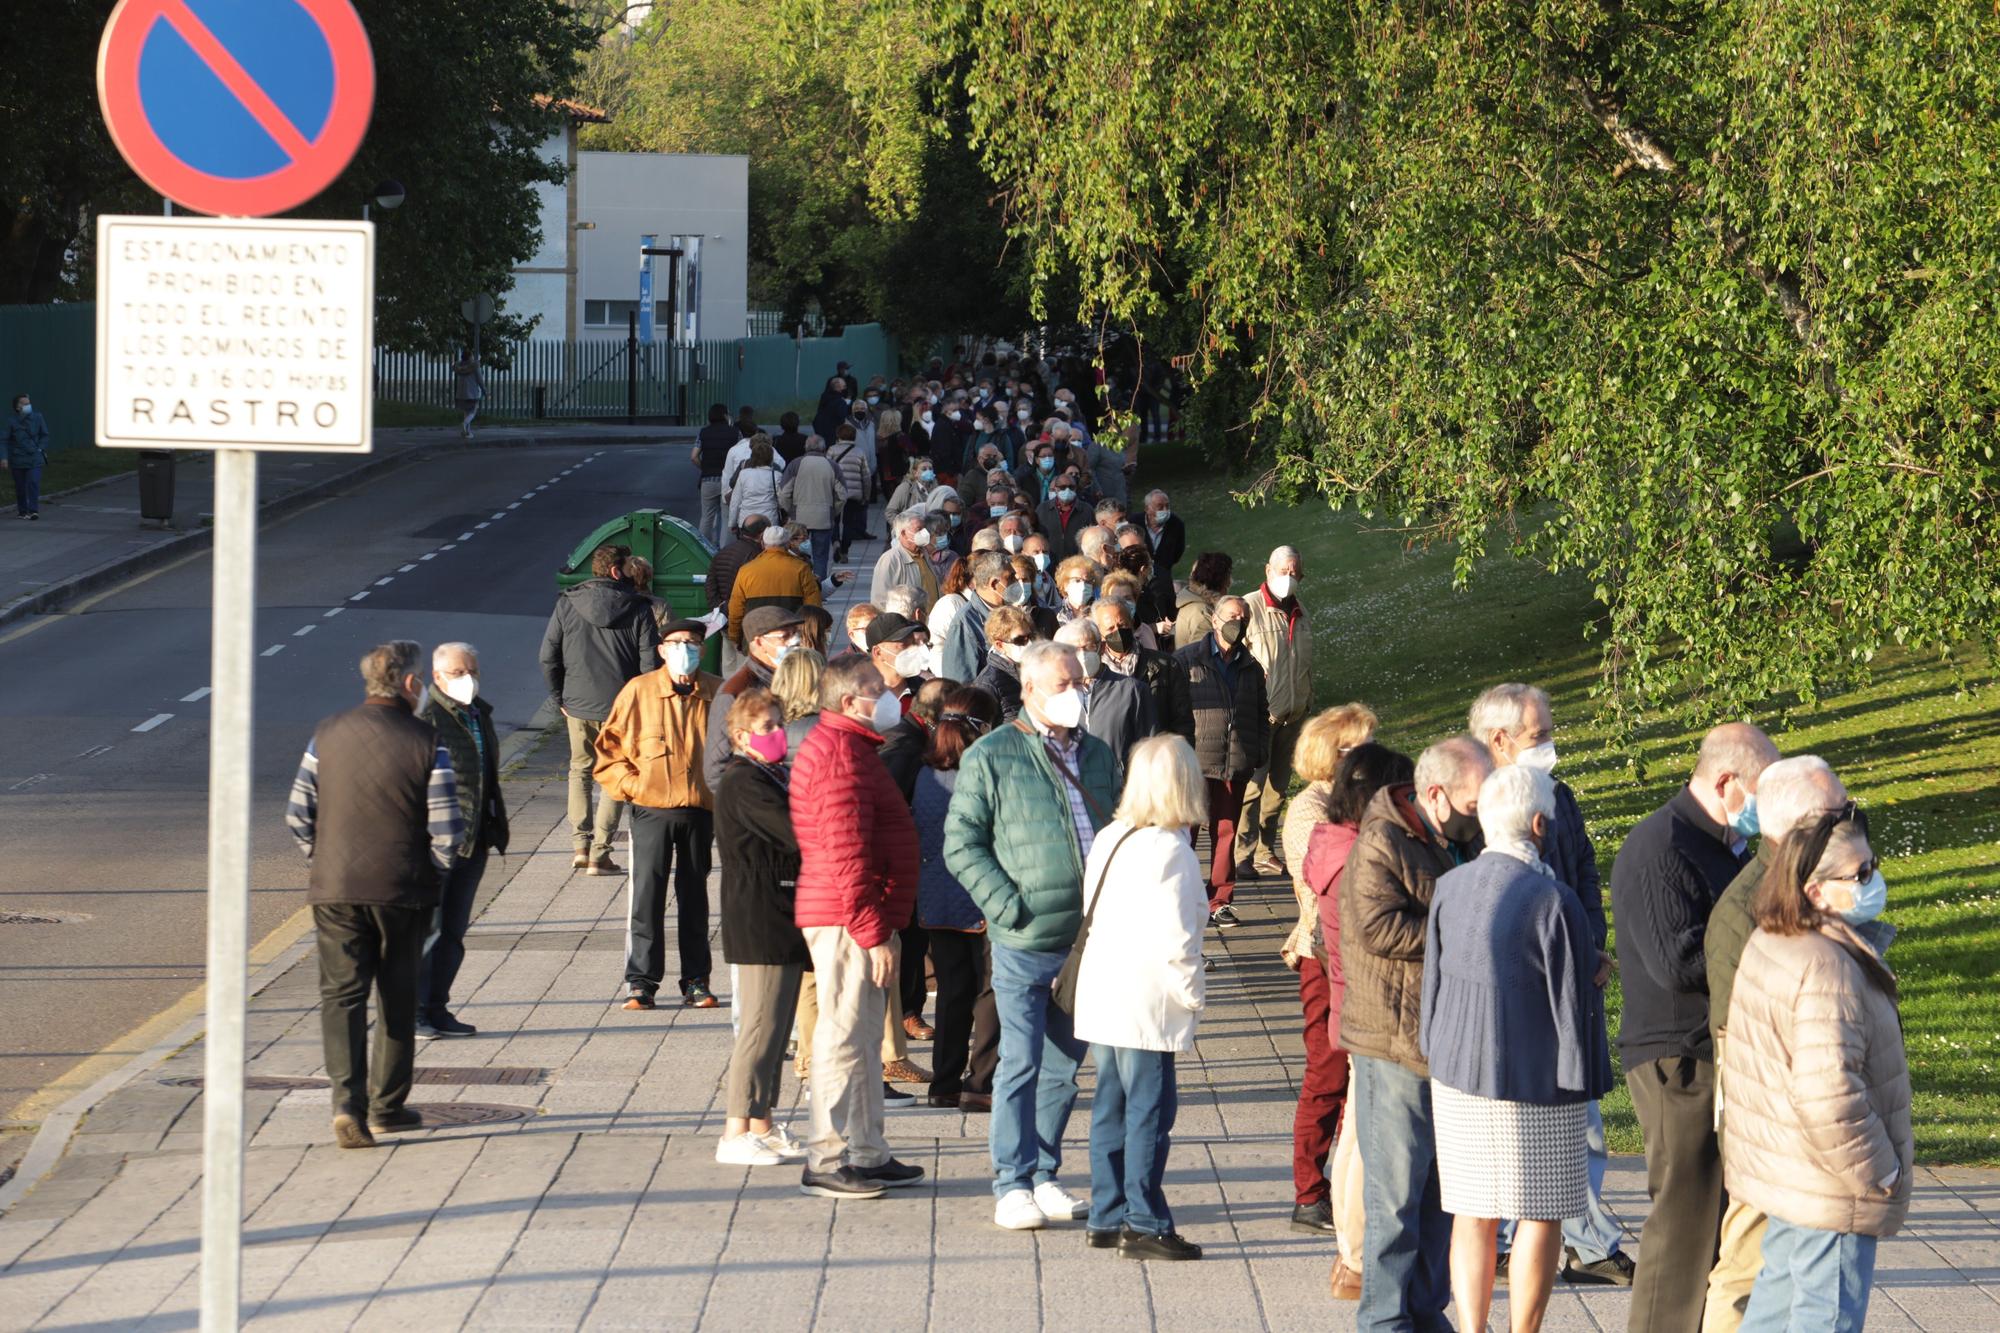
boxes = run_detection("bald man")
[1610,721,1779,1333]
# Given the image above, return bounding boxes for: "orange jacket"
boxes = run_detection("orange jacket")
[592,669,719,810]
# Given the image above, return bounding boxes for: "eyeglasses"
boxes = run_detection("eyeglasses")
[1002,635,1034,647]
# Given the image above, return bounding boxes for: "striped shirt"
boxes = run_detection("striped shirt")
[285,739,465,871]
[1032,721,1097,863]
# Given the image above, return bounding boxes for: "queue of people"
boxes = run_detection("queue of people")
[286,354,1913,1312]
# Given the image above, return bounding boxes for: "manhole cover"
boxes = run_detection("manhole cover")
[404,1102,537,1127]
[160,1075,331,1091]
[414,1066,545,1086]
[0,910,91,925]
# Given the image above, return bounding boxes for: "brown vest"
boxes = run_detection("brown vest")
[307,699,441,908]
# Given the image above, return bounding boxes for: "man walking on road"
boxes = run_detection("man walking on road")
[595,619,724,1011]
[541,544,662,875]
[7,392,49,520]
[416,642,509,1039]
[791,654,925,1199]
[944,641,1120,1232]
[286,641,464,1150]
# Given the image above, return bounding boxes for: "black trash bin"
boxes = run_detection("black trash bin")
[137,450,176,524]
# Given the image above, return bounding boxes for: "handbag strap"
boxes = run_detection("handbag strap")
[1077,826,1142,944]
[1014,718,1111,826]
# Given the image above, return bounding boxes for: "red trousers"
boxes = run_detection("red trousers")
[1293,956,1350,1205]
[1204,777,1247,908]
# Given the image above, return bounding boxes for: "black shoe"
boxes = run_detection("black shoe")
[1085,1227,1120,1249]
[1118,1228,1202,1261]
[800,1165,887,1199]
[1290,1200,1337,1234]
[857,1158,926,1189]
[882,1082,917,1108]
[368,1107,423,1134]
[414,1017,440,1040]
[1563,1247,1636,1286]
[681,980,719,1009]
[1209,906,1240,929]
[426,1009,477,1036]
[927,1090,962,1109]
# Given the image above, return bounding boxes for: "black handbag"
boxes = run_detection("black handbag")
[1051,825,1139,1016]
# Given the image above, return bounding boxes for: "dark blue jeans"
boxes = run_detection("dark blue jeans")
[1352,1053,1452,1332]
[418,848,486,1015]
[1741,1218,1878,1333]
[809,527,833,581]
[10,465,40,515]
[988,940,1087,1198]
[1087,1044,1177,1234]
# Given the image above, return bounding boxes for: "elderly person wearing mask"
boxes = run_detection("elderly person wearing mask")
[1469,683,1630,1287]
[1053,555,1102,627]
[1092,596,1193,745]
[1058,619,1150,769]
[1721,807,1910,1333]
[712,687,811,1167]
[829,424,873,563]
[973,605,1037,722]
[938,550,1026,684]
[1422,764,1614,1333]
[1038,465,1093,559]
[1174,595,1269,925]
[871,510,942,609]
[1070,735,1211,1261]
[944,641,1121,1233]
[1242,546,1315,878]
[1277,704,1377,1235]
[1702,754,1851,1331]
[1140,489,1185,592]
[886,452,941,525]
[1612,721,1780,1333]
[781,434,848,583]
[1076,523,1116,574]
[1341,735,1494,1329]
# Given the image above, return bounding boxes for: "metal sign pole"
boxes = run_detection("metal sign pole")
[200,447,257,1332]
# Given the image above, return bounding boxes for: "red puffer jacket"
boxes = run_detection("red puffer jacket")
[790,711,919,947]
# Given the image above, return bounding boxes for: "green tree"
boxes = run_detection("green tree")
[948,0,2000,723]
[0,0,593,353]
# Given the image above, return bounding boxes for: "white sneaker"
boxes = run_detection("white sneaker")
[714,1133,784,1166]
[760,1124,808,1162]
[995,1188,1047,1230]
[1033,1181,1088,1221]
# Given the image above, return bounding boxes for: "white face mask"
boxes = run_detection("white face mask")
[869,690,903,733]
[1017,408,1032,421]
[1515,741,1558,773]
[441,674,479,707]
[920,411,935,426]
[1039,686,1086,729]
[1002,533,1024,553]
[1267,573,1295,600]
[909,528,932,548]
[1031,552,1050,571]
[1065,579,1094,607]
[1078,650,1102,677]
[894,644,928,678]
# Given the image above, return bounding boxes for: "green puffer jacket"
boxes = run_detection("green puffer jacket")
[942,721,1122,954]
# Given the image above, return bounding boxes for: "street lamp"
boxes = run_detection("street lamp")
[363,179,405,221]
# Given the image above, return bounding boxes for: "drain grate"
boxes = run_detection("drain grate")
[414,1066,545,1086]
[402,1102,537,1127]
[0,910,91,925]
[160,1075,331,1091]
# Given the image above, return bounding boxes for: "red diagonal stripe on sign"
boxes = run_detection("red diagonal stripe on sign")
[157,0,315,163]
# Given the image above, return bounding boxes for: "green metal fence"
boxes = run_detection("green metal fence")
[0,304,95,452]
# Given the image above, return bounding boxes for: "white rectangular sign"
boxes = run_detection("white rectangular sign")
[95,215,374,452]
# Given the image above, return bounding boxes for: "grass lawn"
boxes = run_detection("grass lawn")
[40,447,148,495]
[1144,444,2000,1165]
[373,400,465,429]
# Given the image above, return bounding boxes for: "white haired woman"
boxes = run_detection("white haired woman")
[1420,764,1612,1333]
[1071,734,1211,1262]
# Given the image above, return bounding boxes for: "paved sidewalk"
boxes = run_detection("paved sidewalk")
[4,539,1999,1329]
[0,424,687,628]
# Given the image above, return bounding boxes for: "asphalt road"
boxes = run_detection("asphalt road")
[0,442,697,1122]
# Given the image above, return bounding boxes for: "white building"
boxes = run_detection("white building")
[509,121,750,344]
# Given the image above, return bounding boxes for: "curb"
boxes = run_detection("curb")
[0,702,567,1217]
[0,432,671,633]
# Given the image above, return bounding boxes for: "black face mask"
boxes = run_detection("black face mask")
[1217,618,1246,647]
[1104,626,1134,654]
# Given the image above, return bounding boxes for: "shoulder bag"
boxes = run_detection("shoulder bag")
[1052,823,1137,1016]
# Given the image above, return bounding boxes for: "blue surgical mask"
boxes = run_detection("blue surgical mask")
[1003,580,1033,607]
[664,642,702,677]
[919,469,935,483]
[1834,869,1888,924]
[948,512,962,528]
[1037,457,1054,472]
[1055,488,1076,504]
[989,504,1008,518]
[1729,787,1760,838]
[772,644,794,667]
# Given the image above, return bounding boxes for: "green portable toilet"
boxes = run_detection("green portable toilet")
[558,510,722,673]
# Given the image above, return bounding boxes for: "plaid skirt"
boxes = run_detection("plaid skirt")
[1431,1080,1586,1221]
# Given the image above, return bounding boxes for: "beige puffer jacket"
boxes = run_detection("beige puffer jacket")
[1721,922,1914,1237]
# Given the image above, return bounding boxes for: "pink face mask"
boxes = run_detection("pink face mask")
[746,729,788,764]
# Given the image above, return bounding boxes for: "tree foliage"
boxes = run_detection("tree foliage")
[0,0,593,352]
[942,0,2000,723]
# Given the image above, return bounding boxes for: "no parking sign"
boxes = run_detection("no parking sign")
[96,0,375,217]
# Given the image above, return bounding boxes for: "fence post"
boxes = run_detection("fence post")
[626,311,638,423]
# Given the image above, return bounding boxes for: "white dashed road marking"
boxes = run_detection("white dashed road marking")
[181,687,212,702]
[294,625,316,637]
[375,577,394,586]
[349,591,369,602]
[133,714,174,733]
[323,607,344,618]
[261,645,286,657]
[399,563,417,572]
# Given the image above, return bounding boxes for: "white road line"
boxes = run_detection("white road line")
[9,774,51,791]
[349,591,370,601]
[76,745,114,760]
[261,645,286,657]
[507,503,521,510]
[457,532,474,540]
[375,576,394,586]
[293,624,316,637]
[132,713,174,733]
[323,607,345,618]
[181,687,212,702]
[420,552,437,560]
[440,543,457,551]
[474,522,489,530]
[534,486,547,492]
[398,563,417,573]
